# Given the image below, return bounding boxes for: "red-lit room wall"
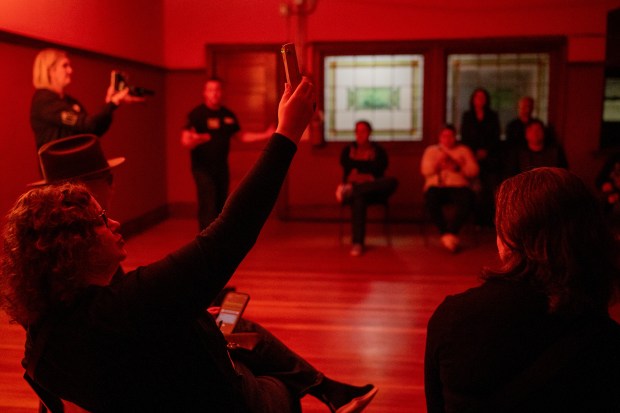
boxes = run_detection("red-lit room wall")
[162,0,614,69]
[0,0,618,225]
[0,0,164,66]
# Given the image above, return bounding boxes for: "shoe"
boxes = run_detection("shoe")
[336,183,353,203]
[440,233,460,253]
[315,383,378,413]
[350,244,364,257]
[335,385,378,413]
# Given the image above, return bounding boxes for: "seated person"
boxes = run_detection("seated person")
[504,119,568,178]
[425,167,620,412]
[505,96,539,149]
[336,120,398,257]
[420,125,479,252]
[0,80,377,413]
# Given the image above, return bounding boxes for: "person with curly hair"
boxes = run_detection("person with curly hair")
[425,167,620,412]
[1,79,377,413]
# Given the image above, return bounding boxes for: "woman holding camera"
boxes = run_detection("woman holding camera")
[30,48,141,149]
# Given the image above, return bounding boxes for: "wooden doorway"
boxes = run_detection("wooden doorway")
[205,44,290,217]
[205,44,283,133]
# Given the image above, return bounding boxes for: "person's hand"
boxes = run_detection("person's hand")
[181,128,211,149]
[275,77,315,144]
[106,85,146,105]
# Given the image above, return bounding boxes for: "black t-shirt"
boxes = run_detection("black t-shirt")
[184,104,241,170]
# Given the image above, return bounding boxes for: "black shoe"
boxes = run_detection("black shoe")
[334,385,377,413]
[315,381,378,413]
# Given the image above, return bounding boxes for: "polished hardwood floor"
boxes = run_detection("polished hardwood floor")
[0,216,587,412]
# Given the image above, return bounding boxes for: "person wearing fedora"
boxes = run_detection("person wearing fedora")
[30,48,143,149]
[30,134,125,211]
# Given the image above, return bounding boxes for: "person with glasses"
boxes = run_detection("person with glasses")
[1,79,377,413]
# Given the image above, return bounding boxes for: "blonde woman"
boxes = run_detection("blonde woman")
[30,48,140,149]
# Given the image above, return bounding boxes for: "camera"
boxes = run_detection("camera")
[111,70,155,97]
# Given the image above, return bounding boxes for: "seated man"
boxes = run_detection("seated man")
[336,120,398,257]
[420,125,479,252]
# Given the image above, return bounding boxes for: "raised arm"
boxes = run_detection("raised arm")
[117,79,315,317]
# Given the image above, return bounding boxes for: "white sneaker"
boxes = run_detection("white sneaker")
[336,183,352,203]
[350,244,364,257]
[440,233,460,253]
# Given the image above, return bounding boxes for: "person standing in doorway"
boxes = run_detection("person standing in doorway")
[181,78,274,230]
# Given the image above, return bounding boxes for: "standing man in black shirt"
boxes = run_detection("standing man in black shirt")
[182,78,274,230]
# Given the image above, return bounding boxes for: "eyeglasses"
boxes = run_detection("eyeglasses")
[99,210,109,228]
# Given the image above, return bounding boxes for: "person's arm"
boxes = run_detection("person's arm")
[420,146,437,178]
[237,124,277,142]
[31,89,116,138]
[180,128,211,150]
[460,146,480,179]
[110,79,315,319]
[372,144,389,177]
[340,145,353,182]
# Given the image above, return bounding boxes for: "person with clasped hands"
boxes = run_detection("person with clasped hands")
[30,48,143,149]
[420,124,479,252]
[1,79,377,413]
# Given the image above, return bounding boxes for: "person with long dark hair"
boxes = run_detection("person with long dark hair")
[460,87,501,228]
[425,167,620,412]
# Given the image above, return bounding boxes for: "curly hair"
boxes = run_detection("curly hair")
[0,183,102,326]
[485,167,620,314]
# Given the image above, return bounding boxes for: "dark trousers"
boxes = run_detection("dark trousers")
[232,319,322,412]
[424,186,475,235]
[192,167,229,230]
[345,177,398,245]
[473,165,500,227]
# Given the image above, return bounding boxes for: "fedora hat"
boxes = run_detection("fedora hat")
[29,134,125,187]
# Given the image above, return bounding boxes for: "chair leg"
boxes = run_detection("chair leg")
[383,203,392,246]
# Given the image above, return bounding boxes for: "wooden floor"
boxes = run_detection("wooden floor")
[0,217,507,412]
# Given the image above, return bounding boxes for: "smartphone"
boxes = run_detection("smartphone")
[215,292,250,335]
[110,70,127,92]
[280,43,302,90]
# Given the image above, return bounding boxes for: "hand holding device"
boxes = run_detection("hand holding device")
[110,70,155,97]
[215,292,250,335]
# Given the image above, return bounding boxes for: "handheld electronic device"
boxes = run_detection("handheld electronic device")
[111,70,127,92]
[215,292,250,335]
[110,70,155,96]
[280,43,302,90]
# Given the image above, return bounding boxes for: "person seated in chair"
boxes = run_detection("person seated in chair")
[0,79,377,413]
[336,120,398,257]
[420,124,479,252]
[503,119,568,179]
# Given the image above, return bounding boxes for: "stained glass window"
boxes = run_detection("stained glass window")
[323,54,424,142]
[446,53,550,139]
